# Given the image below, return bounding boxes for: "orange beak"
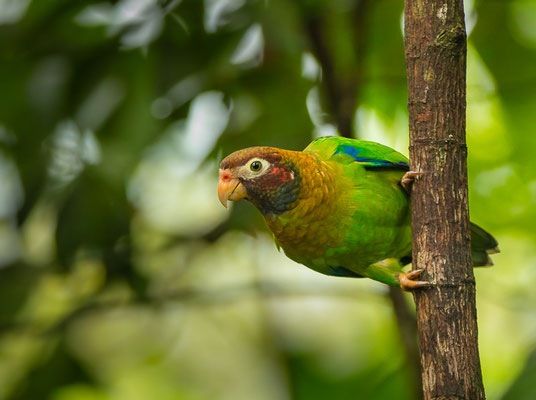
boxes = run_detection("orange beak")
[218,169,247,208]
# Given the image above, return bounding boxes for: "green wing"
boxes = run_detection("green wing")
[304,136,410,169]
[303,137,412,283]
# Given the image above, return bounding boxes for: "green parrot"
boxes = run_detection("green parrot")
[217,136,499,290]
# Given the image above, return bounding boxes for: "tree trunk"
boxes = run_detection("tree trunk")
[404,1,486,399]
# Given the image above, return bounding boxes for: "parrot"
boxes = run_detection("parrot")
[217,136,499,291]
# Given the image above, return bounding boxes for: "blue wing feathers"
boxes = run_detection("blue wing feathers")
[334,144,409,169]
[334,145,361,158]
[304,137,410,170]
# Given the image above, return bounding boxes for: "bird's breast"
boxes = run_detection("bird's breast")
[264,167,348,260]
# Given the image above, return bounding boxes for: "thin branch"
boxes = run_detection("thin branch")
[349,0,370,139]
[387,287,423,399]
[303,13,356,138]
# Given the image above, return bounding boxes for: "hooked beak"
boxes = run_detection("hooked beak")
[218,169,247,208]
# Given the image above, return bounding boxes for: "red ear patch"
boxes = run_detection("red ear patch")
[270,167,293,182]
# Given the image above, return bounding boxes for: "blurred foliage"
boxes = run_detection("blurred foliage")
[0,0,535,399]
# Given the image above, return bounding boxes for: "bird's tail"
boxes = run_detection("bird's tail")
[470,222,500,267]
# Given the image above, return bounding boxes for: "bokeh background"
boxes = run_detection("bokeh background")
[1,0,536,399]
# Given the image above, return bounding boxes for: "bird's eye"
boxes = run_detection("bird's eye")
[250,161,262,172]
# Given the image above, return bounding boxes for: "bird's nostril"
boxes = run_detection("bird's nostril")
[221,172,230,181]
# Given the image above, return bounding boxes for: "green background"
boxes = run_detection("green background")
[0,0,535,399]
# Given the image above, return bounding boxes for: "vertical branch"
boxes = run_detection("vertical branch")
[404,0,486,399]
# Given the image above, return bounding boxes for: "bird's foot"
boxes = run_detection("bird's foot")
[398,269,432,291]
[401,171,424,192]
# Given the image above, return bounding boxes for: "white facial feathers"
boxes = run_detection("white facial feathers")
[237,158,272,179]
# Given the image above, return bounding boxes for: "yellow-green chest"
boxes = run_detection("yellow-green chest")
[263,158,351,262]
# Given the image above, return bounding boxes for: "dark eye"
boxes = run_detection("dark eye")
[250,161,262,172]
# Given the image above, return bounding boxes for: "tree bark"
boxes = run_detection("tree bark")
[404,1,486,399]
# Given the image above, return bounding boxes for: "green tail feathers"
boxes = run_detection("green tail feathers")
[399,222,499,267]
[470,222,500,267]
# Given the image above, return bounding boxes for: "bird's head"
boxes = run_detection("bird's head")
[218,147,300,215]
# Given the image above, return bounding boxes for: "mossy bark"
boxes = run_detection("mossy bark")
[404,1,486,399]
